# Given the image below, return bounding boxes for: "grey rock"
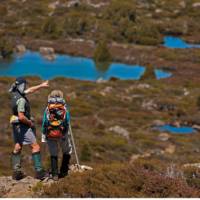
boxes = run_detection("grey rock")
[137,83,151,89]
[16,44,26,53]
[67,0,80,8]
[158,133,171,142]
[109,125,129,139]
[142,100,157,111]
[153,120,165,126]
[48,1,60,10]
[192,2,200,8]
[39,47,56,61]
[100,86,113,96]
[96,78,107,83]
[179,1,186,8]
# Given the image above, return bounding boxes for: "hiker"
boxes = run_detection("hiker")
[42,90,72,181]
[9,77,49,180]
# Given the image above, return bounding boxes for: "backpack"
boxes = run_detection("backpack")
[46,97,68,138]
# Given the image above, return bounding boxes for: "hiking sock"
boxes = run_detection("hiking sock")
[11,152,22,171]
[50,156,58,177]
[32,152,43,172]
[11,152,24,180]
[59,154,71,177]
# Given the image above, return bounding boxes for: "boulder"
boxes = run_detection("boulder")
[109,125,130,140]
[158,133,171,142]
[39,47,55,55]
[171,121,181,127]
[137,83,151,89]
[192,2,200,8]
[165,144,176,154]
[69,164,93,173]
[39,47,56,61]
[183,88,189,96]
[96,78,107,83]
[142,100,157,111]
[48,1,60,10]
[155,9,163,13]
[0,176,40,197]
[67,0,80,8]
[152,120,165,127]
[192,124,200,131]
[183,163,200,168]
[15,44,26,53]
[100,86,113,96]
[179,1,186,8]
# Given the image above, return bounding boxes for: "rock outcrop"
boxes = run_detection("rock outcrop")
[109,126,130,140]
[0,164,93,197]
[15,44,26,54]
[0,176,40,198]
[39,47,56,61]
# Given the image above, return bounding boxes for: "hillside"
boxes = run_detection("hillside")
[0,76,200,197]
[0,0,200,198]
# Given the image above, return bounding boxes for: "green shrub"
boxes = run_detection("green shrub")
[42,17,60,38]
[103,0,136,25]
[133,21,162,45]
[80,143,92,162]
[183,167,200,190]
[63,11,92,37]
[0,36,13,58]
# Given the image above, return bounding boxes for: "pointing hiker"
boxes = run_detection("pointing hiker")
[42,90,72,181]
[9,77,49,180]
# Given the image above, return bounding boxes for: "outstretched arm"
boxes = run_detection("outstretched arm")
[25,81,49,94]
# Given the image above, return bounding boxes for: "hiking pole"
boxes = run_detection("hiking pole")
[68,122,81,170]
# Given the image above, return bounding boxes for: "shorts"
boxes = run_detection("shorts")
[13,124,37,145]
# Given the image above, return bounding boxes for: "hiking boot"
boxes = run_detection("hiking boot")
[12,170,25,181]
[59,154,71,178]
[35,169,47,180]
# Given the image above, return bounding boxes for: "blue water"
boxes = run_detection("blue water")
[157,125,196,134]
[0,51,171,81]
[155,69,172,80]
[164,36,200,49]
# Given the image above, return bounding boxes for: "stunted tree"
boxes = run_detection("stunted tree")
[141,64,156,80]
[94,40,112,63]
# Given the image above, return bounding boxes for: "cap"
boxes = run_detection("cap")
[15,77,27,85]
